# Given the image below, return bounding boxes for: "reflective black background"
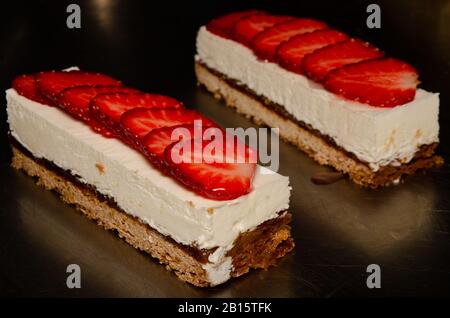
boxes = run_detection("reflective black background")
[1,0,449,297]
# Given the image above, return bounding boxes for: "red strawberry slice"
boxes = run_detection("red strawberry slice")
[206,10,263,39]
[232,14,292,46]
[57,85,139,138]
[36,71,121,102]
[251,18,328,61]
[90,92,183,136]
[141,124,205,170]
[57,85,138,121]
[142,124,197,168]
[120,108,216,149]
[164,137,257,200]
[89,117,115,138]
[277,29,349,73]
[324,58,419,107]
[303,39,384,81]
[12,74,54,105]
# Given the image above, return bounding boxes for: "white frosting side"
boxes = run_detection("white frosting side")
[196,27,440,171]
[202,257,233,286]
[6,89,291,285]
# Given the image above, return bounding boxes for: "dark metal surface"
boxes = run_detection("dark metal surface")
[1,0,450,297]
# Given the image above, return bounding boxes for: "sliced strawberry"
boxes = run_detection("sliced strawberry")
[36,71,121,102]
[277,29,349,73]
[303,39,384,81]
[164,137,257,200]
[141,124,203,170]
[232,14,292,46]
[142,124,202,167]
[57,85,138,121]
[12,74,54,105]
[120,108,216,148]
[90,92,183,136]
[206,10,263,39]
[89,117,115,138]
[324,58,419,107]
[251,18,328,61]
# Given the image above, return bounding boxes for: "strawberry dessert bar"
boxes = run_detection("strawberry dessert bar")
[195,11,443,187]
[6,69,294,287]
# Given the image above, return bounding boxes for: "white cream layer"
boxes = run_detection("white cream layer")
[196,27,440,171]
[6,89,291,285]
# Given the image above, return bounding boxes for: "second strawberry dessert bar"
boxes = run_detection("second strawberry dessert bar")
[195,11,443,187]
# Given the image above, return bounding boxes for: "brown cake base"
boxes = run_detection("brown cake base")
[11,143,294,287]
[195,62,443,188]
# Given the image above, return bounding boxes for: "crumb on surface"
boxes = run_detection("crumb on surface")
[95,162,105,174]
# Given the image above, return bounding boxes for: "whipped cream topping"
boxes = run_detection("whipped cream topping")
[196,27,440,171]
[6,89,291,285]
